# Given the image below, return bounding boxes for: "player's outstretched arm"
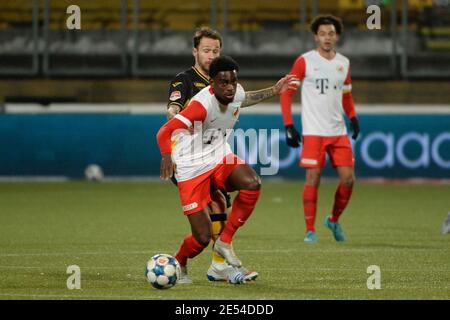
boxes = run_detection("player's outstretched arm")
[241,74,299,108]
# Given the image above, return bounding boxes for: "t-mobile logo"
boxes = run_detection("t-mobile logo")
[315,78,329,94]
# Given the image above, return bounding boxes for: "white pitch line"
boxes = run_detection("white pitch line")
[0,251,153,257]
[0,266,141,270]
[0,293,164,299]
[1,265,449,273]
[0,247,448,258]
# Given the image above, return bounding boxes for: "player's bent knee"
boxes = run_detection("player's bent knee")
[244,176,261,191]
[195,233,212,247]
[341,177,355,188]
[306,169,321,187]
[306,176,321,187]
[306,179,320,188]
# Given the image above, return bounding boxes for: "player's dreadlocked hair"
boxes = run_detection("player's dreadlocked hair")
[209,56,239,79]
[193,26,222,48]
[310,15,344,35]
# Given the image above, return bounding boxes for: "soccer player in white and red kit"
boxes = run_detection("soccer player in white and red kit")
[157,56,299,283]
[166,27,257,283]
[280,15,360,244]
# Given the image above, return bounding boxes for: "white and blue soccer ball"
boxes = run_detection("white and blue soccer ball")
[145,254,181,289]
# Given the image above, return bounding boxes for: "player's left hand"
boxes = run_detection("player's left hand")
[273,74,300,95]
[160,154,175,180]
[350,117,360,140]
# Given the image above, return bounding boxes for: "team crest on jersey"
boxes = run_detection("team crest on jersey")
[232,107,240,118]
[194,82,206,89]
[337,65,344,73]
[169,91,181,101]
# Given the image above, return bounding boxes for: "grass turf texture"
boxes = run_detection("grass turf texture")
[0,181,449,300]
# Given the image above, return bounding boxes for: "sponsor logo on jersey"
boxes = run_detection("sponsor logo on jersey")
[194,82,206,89]
[172,82,182,87]
[169,91,181,101]
[182,202,198,212]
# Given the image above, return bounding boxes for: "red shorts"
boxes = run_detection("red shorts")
[177,154,245,215]
[300,135,354,168]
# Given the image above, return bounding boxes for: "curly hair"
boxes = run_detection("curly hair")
[310,15,344,35]
[209,56,239,79]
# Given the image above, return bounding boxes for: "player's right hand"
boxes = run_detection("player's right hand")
[273,74,300,95]
[167,104,181,120]
[160,154,175,180]
[285,125,301,148]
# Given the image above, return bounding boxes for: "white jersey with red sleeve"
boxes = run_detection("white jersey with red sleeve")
[281,50,355,137]
[171,83,245,182]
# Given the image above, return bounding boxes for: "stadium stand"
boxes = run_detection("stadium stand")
[0,0,448,81]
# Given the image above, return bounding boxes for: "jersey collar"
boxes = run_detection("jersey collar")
[315,49,337,62]
[191,66,210,83]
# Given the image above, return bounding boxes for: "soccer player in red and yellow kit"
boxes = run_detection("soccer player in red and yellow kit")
[280,15,360,244]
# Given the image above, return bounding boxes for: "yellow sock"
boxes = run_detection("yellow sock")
[211,220,226,264]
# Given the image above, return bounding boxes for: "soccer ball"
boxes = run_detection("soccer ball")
[145,254,181,289]
[84,164,104,181]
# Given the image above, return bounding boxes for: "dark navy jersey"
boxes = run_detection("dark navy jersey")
[167,66,209,110]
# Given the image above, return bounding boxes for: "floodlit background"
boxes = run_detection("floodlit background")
[0,0,449,180]
[0,0,449,300]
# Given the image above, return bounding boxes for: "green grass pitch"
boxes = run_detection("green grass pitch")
[0,181,449,300]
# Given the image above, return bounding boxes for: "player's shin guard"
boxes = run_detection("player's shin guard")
[175,234,207,267]
[210,213,227,264]
[330,184,353,222]
[303,185,318,232]
[220,189,261,244]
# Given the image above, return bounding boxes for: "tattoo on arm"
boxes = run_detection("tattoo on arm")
[241,87,275,108]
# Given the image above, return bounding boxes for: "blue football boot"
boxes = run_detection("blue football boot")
[324,216,346,242]
[303,231,317,244]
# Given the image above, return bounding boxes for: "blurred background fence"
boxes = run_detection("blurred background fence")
[1,0,450,78]
[0,0,450,104]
